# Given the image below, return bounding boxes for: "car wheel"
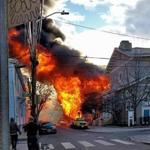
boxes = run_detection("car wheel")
[53,131,57,134]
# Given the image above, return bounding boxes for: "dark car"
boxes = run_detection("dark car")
[39,122,57,135]
[70,118,89,129]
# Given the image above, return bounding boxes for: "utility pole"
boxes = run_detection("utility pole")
[28,20,39,120]
[31,57,37,118]
[31,44,38,119]
[0,0,9,150]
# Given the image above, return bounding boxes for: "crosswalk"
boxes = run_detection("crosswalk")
[39,138,135,150]
[78,141,95,147]
[95,139,115,146]
[61,142,76,149]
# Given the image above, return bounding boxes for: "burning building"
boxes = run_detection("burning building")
[8,15,110,124]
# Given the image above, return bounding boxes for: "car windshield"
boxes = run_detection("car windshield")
[76,118,85,121]
[41,122,54,126]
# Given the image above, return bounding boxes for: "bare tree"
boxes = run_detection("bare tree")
[102,93,125,125]
[81,92,102,117]
[118,57,150,124]
[36,81,54,118]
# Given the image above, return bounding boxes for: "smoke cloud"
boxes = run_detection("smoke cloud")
[41,19,65,47]
[44,0,59,7]
[13,19,104,78]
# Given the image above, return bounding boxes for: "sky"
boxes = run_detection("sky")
[45,0,150,66]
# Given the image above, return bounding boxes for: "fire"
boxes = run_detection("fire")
[36,46,56,82]
[8,29,110,122]
[54,75,82,119]
[82,76,110,93]
[9,29,56,79]
[9,29,30,66]
[53,75,110,120]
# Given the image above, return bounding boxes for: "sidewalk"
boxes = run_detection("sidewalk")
[130,134,150,145]
[87,125,150,145]
[17,132,28,150]
[17,140,28,150]
[87,125,150,133]
[17,132,42,150]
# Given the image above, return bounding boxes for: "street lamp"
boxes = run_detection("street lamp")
[30,10,69,120]
[36,10,69,22]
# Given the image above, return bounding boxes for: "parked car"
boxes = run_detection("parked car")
[39,122,57,135]
[70,118,88,129]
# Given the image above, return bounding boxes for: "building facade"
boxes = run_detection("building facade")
[9,59,27,127]
[105,41,150,126]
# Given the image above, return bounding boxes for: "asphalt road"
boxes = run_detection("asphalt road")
[39,127,150,150]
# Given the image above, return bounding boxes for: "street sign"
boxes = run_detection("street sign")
[8,0,41,28]
[22,92,31,97]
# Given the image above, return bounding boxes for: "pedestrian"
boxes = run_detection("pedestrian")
[10,117,21,150]
[23,116,39,150]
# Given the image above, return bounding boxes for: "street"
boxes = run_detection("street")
[38,127,150,150]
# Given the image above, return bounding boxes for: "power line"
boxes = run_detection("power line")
[11,53,150,62]
[53,54,110,60]
[46,53,150,62]
[58,64,150,67]
[54,19,150,41]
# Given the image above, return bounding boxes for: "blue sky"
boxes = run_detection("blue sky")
[47,0,150,66]
[65,1,109,29]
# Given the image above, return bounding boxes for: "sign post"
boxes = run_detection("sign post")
[0,0,9,149]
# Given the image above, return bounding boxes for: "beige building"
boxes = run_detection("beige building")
[105,41,150,126]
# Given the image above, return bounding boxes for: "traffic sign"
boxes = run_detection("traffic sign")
[8,0,41,28]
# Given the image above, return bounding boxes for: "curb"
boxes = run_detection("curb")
[130,136,150,145]
[85,127,150,133]
[18,138,27,141]
[86,129,150,133]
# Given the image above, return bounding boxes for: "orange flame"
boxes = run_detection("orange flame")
[54,75,82,119]
[36,45,56,82]
[8,29,110,122]
[53,75,110,120]
[82,76,110,94]
[9,29,30,65]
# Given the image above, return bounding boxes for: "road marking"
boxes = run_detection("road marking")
[41,145,47,150]
[39,142,41,149]
[78,141,95,147]
[48,144,55,149]
[111,139,135,145]
[95,139,115,146]
[61,142,76,149]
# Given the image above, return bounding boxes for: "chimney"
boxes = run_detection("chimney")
[119,40,132,51]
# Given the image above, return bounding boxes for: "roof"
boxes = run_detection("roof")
[125,47,150,57]
[106,43,150,73]
[106,48,131,73]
